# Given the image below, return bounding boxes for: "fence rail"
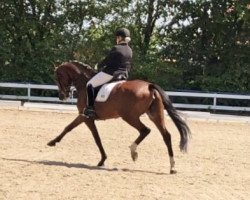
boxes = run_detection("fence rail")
[0,82,250,112]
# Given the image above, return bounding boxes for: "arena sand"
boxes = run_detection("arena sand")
[0,109,249,200]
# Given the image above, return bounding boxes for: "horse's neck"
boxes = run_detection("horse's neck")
[71,61,96,79]
[70,62,95,104]
[74,76,87,92]
[73,78,88,111]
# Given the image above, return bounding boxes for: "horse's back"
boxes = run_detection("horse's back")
[119,79,151,94]
[121,79,150,87]
[95,80,154,119]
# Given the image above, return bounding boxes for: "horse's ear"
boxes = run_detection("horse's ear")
[52,61,61,71]
[54,65,58,72]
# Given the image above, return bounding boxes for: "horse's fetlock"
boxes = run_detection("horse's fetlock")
[141,127,151,136]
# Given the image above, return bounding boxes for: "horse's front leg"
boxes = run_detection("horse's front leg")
[85,120,107,166]
[47,115,85,146]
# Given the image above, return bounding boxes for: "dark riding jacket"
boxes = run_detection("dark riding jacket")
[98,43,132,78]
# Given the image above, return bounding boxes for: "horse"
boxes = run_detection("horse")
[47,61,191,174]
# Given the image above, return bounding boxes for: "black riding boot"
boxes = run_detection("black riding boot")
[84,84,96,118]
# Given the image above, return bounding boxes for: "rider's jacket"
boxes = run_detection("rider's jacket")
[97,43,132,78]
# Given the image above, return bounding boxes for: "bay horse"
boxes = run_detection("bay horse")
[47,61,191,174]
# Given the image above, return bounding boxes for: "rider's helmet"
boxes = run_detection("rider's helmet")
[115,28,131,43]
[115,28,130,38]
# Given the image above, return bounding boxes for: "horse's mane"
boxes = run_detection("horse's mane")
[70,60,96,75]
[57,60,96,78]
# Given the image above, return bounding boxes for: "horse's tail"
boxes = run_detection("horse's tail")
[150,84,191,152]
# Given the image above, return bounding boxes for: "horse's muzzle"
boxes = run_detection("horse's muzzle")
[59,92,69,101]
[59,93,65,101]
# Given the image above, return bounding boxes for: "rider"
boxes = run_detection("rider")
[83,28,133,118]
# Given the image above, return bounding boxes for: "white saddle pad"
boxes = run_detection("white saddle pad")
[95,81,125,102]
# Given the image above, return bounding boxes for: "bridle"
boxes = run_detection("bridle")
[55,69,71,99]
[55,61,95,98]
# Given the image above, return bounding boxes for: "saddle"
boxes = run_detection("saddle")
[94,71,127,102]
[95,81,125,102]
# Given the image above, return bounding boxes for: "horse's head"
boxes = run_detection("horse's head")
[54,64,73,101]
[54,61,95,101]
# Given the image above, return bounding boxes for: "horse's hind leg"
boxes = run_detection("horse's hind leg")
[47,115,85,146]
[122,117,151,161]
[147,98,177,174]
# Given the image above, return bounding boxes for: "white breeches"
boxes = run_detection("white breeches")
[87,72,113,88]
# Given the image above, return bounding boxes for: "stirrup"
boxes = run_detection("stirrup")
[83,107,96,118]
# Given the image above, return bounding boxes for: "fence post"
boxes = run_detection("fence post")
[213,94,217,112]
[27,83,31,101]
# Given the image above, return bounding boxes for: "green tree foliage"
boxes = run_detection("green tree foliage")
[0,0,65,83]
[161,0,250,92]
[0,0,249,93]
[0,0,112,83]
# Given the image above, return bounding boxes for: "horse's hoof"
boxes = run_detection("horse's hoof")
[97,161,104,167]
[47,141,56,147]
[97,157,107,166]
[170,169,177,174]
[131,151,138,162]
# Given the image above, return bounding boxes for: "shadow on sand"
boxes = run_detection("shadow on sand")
[1,157,169,176]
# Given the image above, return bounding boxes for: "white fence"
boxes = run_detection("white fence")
[0,82,68,102]
[0,82,250,112]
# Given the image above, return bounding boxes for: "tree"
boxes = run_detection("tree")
[0,0,112,83]
[160,0,250,92]
[0,0,249,94]
[0,0,67,83]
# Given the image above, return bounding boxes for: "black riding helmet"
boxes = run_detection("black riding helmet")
[115,28,130,38]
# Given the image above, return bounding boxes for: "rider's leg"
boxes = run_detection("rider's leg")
[87,72,113,88]
[86,84,95,107]
[84,72,113,117]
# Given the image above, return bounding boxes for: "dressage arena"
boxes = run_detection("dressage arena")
[0,108,249,200]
